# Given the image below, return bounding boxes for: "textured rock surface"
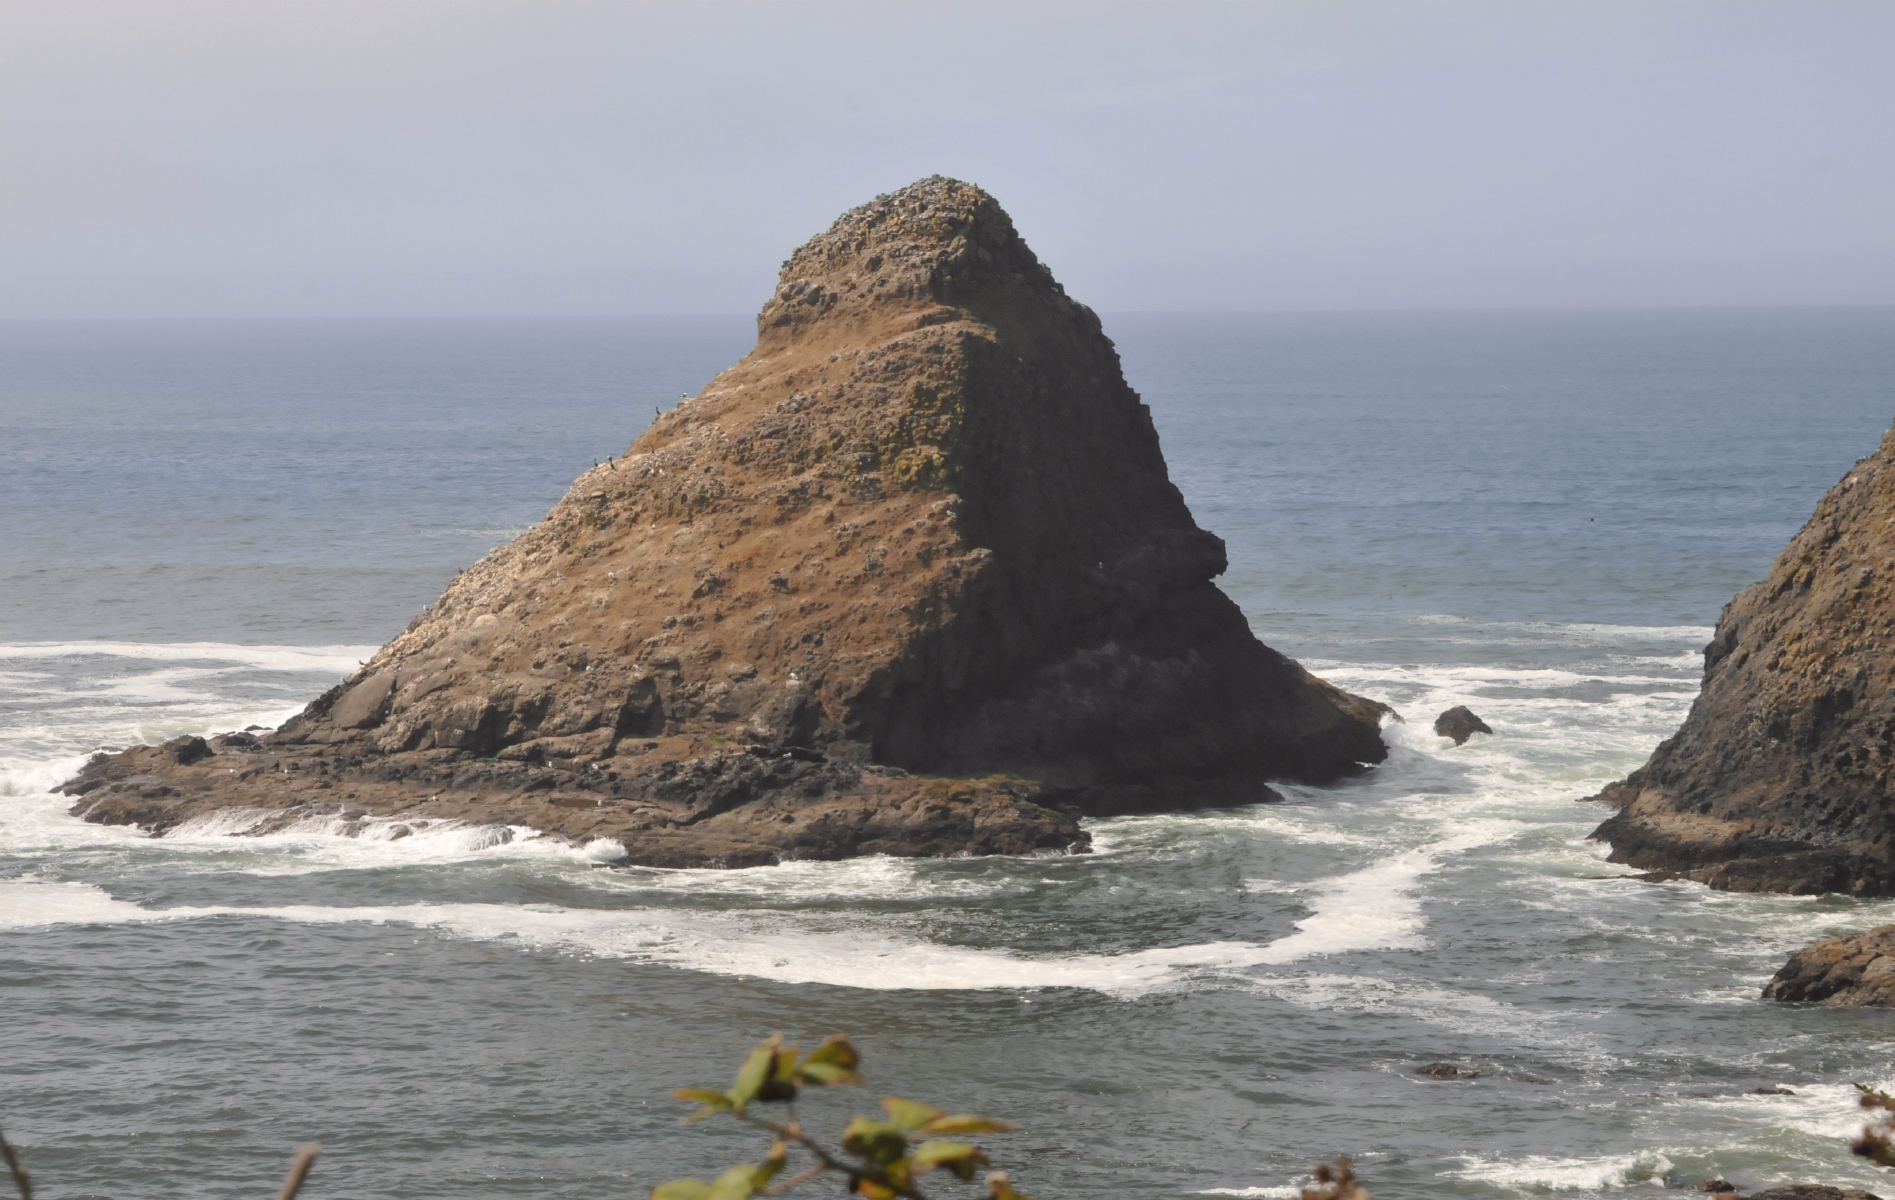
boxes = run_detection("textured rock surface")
[1593,423,1895,895]
[1414,1062,1480,1080]
[1762,926,1895,1006]
[1747,1188,1882,1200]
[1433,706,1492,745]
[61,177,1389,867]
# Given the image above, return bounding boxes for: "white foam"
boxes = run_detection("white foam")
[1243,819,1523,965]
[160,811,633,873]
[1405,615,1713,642]
[610,853,1057,903]
[1448,1151,1673,1192]
[0,793,155,854]
[0,876,1456,994]
[0,878,159,929]
[0,641,377,673]
[0,639,375,799]
[0,816,1525,994]
[1196,1188,1300,1198]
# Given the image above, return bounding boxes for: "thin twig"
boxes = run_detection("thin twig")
[0,1126,30,1200]
[765,1161,830,1194]
[734,1113,931,1200]
[276,1143,320,1200]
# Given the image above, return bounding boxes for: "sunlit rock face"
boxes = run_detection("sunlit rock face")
[62,177,1388,867]
[1596,421,1895,896]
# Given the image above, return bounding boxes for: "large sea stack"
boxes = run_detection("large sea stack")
[62,177,1389,867]
[1594,423,1895,895]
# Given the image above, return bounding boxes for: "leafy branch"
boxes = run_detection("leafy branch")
[1854,1084,1895,1166]
[653,1034,1025,1200]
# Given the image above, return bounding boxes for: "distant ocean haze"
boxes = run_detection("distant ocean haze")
[4,307,1895,1199]
[3,309,1890,650]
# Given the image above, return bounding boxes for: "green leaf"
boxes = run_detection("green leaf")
[796,1060,862,1086]
[705,1163,776,1200]
[800,1035,860,1074]
[674,1088,734,1107]
[728,1038,780,1108]
[841,1115,911,1165]
[922,1114,1015,1136]
[674,1088,736,1123]
[883,1095,945,1132]
[758,1043,799,1102]
[911,1140,991,1180]
[651,1179,713,1200]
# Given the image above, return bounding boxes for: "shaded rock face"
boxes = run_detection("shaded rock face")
[1433,706,1492,745]
[1762,926,1895,1006]
[60,177,1388,867]
[1747,1189,1883,1200]
[1593,423,1895,896]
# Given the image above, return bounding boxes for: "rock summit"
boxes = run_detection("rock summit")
[61,177,1389,867]
[1594,423,1895,895]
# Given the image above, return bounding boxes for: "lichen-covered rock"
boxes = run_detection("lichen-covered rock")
[1762,926,1895,1006]
[1593,423,1895,896]
[60,176,1388,867]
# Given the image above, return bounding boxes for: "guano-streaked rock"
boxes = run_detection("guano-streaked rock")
[60,177,1390,867]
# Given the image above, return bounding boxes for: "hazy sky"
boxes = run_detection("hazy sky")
[3,1,1891,317]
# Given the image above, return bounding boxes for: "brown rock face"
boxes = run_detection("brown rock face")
[1592,422,1895,895]
[1762,926,1895,1006]
[60,176,1388,867]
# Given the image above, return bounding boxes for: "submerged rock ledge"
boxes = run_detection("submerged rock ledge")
[61,177,1389,867]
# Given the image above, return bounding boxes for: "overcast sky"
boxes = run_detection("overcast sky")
[2,1,1891,317]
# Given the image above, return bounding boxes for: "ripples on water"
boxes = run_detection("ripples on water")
[4,311,1895,1198]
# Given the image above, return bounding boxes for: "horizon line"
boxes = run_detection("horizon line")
[3,301,1894,322]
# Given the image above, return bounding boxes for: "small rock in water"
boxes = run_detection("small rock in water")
[1415,1061,1479,1080]
[1432,706,1493,745]
[1749,1085,1796,1095]
[1698,1181,1738,1195]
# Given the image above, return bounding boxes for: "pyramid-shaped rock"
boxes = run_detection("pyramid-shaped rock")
[63,177,1389,867]
[1595,422,1895,895]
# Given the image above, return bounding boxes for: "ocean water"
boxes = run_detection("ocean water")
[4,309,1895,1200]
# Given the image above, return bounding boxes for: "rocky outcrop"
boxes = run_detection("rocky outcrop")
[60,177,1389,868]
[1762,926,1895,1006]
[1433,706,1491,745]
[1593,423,1895,896]
[1414,1062,1479,1080]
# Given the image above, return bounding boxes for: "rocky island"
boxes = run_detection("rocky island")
[60,177,1389,867]
[1593,422,1895,896]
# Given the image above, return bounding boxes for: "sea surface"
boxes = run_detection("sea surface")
[4,309,1895,1200]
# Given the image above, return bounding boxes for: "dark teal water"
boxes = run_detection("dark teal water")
[4,310,1895,1200]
